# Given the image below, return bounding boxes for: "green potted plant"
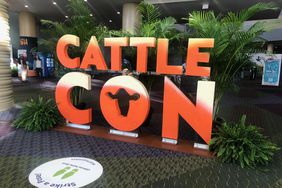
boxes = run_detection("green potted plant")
[12,97,60,131]
[210,115,280,168]
[11,67,18,77]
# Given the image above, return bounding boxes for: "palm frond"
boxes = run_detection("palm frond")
[221,3,278,23]
[185,3,278,116]
[138,1,161,24]
[39,0,109,79]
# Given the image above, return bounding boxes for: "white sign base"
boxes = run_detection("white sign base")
[66,123,91,130]
[162,138,178,145]
[193,143,209,150]
[109,129,139,138]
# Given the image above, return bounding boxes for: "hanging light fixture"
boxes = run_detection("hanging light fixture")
[0,0,14,111]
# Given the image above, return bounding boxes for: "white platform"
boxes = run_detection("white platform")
[162,138,178,145]
[193,143,209,150]
[109,129,139,138]
[66,123,91,130]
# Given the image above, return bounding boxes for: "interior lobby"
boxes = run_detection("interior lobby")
[1,0,282,187]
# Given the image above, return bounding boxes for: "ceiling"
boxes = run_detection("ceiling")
[7,0,282,29]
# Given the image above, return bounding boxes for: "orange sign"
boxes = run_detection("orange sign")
[55,35,215,144]
[100,76,150,132]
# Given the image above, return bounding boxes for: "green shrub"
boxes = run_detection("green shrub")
[13,97,60,131]
[210,115,280,168]
[11,67,18,77]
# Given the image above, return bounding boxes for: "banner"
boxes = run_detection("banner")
[251,53,281,86]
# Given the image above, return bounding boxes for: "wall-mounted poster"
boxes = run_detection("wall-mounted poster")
[251,53,281,86]
[19,36,38,70]
[17,49,27,58]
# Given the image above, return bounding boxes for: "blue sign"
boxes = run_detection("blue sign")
[262,58,281,86]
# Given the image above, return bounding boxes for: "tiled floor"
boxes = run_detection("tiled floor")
[0,123,13,137]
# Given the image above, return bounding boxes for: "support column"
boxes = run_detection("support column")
[18,11,37,71]
[122,3,140,34]
[19,11,36,37]
[267,43,273,54]
[0,0,14,111]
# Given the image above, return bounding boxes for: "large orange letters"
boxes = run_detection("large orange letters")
[162,77,215,144]
[156,38,182,75]
[186,38,214,77]
[81,36,108,70]
[55,35,216,145]
[55,72,92,124]
[56,34,80,69]
[104,37,129,71]
[130,37,156,73]
[100,76,150,131]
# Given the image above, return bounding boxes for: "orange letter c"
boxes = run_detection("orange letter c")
[55,72,92,124]
[56,34,80,69]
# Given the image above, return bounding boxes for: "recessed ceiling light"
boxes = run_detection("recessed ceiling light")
[53,2,57,5]
[202,2,209,9]
[25,5,28,8]
[109,20,112,23]
[117,11,120,15]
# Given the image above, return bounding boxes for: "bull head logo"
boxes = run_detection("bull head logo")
[107,88,140,117]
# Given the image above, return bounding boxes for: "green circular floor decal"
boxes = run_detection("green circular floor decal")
[29,157,103,188]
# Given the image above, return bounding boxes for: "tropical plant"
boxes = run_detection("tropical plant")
[137,1,181,40]
[39,0,108,76]
[112,1,182,62]
[184,3,278,117]
[12,97,60,131]
[11,67,18,77]
[39,0,108,106]
[210,115,280,168]
[111,1,183,90]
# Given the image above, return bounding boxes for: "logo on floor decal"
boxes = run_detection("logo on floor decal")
[29,157,103,188]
